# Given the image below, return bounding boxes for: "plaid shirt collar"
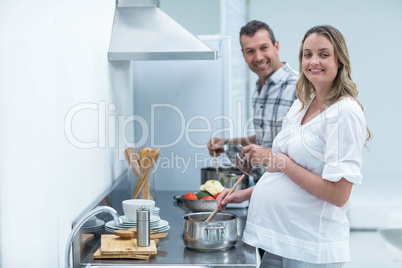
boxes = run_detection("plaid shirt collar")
[256,62,292,87]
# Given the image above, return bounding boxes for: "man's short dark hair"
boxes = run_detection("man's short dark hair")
[239,20,276,48]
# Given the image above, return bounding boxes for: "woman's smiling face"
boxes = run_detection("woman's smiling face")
[302,33,340,92]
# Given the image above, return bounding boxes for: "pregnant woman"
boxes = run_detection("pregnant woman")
[216,25,372,268]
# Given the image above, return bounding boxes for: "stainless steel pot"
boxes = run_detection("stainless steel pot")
[201,166,249,190]
[183,212,238,251]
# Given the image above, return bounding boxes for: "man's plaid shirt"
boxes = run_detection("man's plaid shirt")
[251,62,298,180]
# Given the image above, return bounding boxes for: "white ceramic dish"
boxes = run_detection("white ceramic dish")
[83,219,104,228]
[83,216,97,226]
[122,199,155,222]
[105,225,170,234]
[120,215,160,224]
[378,227,402,251]
[83,219,105,234]
[105,219,169,232]
[153,207,160,216]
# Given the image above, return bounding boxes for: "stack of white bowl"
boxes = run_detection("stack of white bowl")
[104,199,169,233]
[82,216,105,235]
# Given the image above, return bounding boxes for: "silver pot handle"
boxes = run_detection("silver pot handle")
[204,221,226,230]
[236,152,245,163]
[204,222,227,238]
[204,225,225,230]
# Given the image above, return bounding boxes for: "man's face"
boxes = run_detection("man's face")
[241,29,281,84]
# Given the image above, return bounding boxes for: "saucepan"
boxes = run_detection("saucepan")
[183,212,238,251]
[201,166,249,190]
[223,140,265,176]
[222,140,253,176]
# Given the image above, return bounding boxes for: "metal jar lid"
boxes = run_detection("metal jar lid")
[136,206,150,221]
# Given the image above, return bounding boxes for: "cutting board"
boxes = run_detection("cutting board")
[93,248,151,260]
[100,234,157,255]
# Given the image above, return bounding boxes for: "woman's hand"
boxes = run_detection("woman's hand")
[215,187,254,210]
[266,153,289,172]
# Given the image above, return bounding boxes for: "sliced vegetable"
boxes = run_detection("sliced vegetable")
[200,196,215,200]
[184,192,198,200]
[196,190,213,199]
[214,192,221,199]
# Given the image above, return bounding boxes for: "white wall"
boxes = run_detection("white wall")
[153,0,402,188]
[248,0,402,183]
[160,0,221,35]
[0,0,133,267]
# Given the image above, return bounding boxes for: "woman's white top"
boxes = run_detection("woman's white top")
[243,97,367,264]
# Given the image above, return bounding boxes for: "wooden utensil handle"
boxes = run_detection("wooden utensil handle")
[150,232,168,240]
[210,138,219,172]
[124,148,141,178]
[205,174,245,222]
[132,165,154,199]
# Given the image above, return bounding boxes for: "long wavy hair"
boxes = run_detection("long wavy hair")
[296,25,372,144]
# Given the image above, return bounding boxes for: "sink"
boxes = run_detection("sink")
[378,227,402,251]
[87,266,211,268]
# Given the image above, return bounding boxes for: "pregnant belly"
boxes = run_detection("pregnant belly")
[249,172,325,238]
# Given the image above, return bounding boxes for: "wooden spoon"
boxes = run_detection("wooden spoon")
[210,138,219,173]
[142,149,160,199]
[114,229,168,240]
[142,150,155,200]
[205,174,246,222]
[154,148,160,161]
[140,147,153,159]
[124,147,141,178]
[132,148,159,199]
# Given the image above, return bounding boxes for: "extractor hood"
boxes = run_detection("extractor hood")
[108,0,218,61]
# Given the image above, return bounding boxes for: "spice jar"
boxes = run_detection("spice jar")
[136,206,150,247]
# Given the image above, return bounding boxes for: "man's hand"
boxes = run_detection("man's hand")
[207,137,227,157]
[235,156,252,175]
[242,144,272,165]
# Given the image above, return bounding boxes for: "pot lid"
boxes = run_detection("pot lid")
[223,140,243,165]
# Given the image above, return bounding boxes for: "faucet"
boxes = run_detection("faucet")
[64,206,122,268]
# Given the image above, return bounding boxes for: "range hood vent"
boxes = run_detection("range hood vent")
[108,0,218,61]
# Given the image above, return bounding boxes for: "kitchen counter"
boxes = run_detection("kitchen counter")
[72,172,402,267]
[79,190,256,267]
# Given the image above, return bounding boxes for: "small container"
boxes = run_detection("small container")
[136,206,150,247]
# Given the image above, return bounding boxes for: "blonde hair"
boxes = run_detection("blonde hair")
[296,25,372,144]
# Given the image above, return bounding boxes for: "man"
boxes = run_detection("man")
[208,20,298,182]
